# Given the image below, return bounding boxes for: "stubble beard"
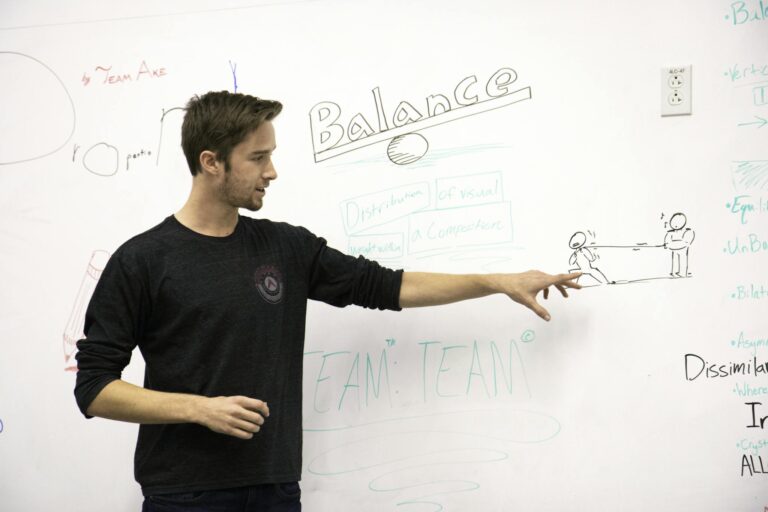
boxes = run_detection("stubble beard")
[222,172,262,212]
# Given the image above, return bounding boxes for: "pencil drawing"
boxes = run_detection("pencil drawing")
[309,67,531,165]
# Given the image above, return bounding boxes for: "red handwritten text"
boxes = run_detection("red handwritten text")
[82,60,167,87]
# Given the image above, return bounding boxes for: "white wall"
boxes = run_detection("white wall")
[1,1,767,510]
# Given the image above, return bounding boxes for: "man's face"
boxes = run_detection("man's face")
[220,121,277,211]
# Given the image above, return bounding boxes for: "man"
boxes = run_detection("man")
[74,91,581,511]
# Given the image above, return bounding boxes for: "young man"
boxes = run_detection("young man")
[74,91,581,511]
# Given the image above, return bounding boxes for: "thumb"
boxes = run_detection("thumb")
[526,299,551,321]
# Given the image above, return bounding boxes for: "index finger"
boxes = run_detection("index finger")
[235,408,267,427]
[234,396,270,417]
[553,272,582,288]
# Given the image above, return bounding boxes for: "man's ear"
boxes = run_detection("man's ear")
[199,150,224,176]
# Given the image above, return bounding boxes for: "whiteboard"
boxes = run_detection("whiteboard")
[1,1,767,510]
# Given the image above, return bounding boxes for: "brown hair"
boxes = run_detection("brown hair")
[181,91,283,176]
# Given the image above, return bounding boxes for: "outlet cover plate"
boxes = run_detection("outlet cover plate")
[661,65,692,116]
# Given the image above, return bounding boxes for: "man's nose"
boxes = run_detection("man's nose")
[265,161,277,180]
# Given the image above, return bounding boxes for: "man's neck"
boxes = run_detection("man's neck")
[175,194,239,237]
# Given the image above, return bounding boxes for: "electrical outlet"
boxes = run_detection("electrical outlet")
[661,65,692,116]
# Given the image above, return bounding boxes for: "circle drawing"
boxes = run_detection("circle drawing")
[83,143,119,177]
[0,52,76,165]
[386,133,429,165]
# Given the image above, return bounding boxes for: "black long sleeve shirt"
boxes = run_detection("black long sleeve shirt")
[74,215,403,496]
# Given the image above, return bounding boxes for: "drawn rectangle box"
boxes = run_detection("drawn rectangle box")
[435,171,504,210]
[407,202,513,254]
[348,233,404,260]
[732,160,768,192]
[754,85,767,106]
[340,182,431,235]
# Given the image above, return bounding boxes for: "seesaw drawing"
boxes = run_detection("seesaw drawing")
[309,67,532,165]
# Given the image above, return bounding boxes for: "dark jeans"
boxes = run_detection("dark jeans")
[142,482,301,512]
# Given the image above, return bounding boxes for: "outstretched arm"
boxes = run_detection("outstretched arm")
[399,271,582,321]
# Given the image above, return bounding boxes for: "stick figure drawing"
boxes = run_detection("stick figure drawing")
[568,231,612,285]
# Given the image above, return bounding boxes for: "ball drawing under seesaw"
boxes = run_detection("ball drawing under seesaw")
[386,132,429,166]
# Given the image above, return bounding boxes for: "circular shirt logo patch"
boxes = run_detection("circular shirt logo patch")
[254,265,284,304]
